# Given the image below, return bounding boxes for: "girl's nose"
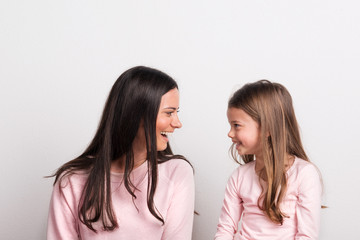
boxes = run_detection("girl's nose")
[228,129,234,138]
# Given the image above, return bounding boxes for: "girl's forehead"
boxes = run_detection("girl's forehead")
[227,107,258,124]
[227,107,248,117]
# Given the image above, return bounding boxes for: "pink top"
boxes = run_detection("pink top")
[47,159,194,240]
[215,158,322,240]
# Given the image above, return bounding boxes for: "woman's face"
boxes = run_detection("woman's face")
[156,88,182,151]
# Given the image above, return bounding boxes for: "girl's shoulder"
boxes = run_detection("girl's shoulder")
[236,161,256,174]
[230,161,256,181]
[292,158,318,172]
[289,157,321,182]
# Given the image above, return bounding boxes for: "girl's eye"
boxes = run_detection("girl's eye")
[234,124,241,128]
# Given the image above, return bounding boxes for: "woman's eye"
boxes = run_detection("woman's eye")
[166,112,173,116]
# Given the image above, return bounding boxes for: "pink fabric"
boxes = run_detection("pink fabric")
[215,158,322,240]
[47,159,194,240]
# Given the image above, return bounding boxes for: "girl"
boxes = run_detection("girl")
[47,66,195,240]
[215,80,322,240]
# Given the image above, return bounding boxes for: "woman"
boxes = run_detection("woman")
[47,66,195,240]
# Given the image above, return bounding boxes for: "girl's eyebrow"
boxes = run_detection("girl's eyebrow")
[230,120,242,124]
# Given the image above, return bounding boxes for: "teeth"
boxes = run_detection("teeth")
[161,131,173,136]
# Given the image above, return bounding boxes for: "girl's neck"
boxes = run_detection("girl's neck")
[284,154,295,171]
[254,155,264,173]
[254,153,295,174]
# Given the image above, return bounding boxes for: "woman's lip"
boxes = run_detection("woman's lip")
[161,134,169,142]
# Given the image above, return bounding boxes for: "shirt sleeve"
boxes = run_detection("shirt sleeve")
[214,169,243,240]
[295,164,322,240]
[161,161,195,240]
[47,177,80,240]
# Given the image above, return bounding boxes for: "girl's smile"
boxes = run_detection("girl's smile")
[227,107,262,157]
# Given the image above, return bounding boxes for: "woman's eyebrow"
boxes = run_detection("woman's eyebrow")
[162,107,178,110]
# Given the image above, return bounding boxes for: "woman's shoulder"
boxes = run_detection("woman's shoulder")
[159,158,193,172]
[158,158,194,182]
[56,169,89,189]
[50,170,89,203]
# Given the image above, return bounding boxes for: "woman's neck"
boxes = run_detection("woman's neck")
[111,133,148,173]
[111,149,147,173]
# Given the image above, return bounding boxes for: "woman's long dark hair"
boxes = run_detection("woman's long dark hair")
[52,66,187,232]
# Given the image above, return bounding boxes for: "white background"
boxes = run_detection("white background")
[1,1,359,239]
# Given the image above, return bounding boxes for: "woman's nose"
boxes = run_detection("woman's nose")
[171,114,182,129]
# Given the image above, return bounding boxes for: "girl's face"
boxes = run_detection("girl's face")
[227,107,262,157]
[156,88,182,151]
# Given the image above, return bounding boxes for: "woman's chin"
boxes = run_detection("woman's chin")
[157,143,168,152]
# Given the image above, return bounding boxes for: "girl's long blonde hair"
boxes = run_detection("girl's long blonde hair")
[229,80,308,225]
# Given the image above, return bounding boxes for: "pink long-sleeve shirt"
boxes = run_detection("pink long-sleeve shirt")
[47,159,194,240]
[215,157,322,240]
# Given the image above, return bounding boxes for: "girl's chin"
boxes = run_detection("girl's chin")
[236,146,244,155]
[237,150,250,156]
